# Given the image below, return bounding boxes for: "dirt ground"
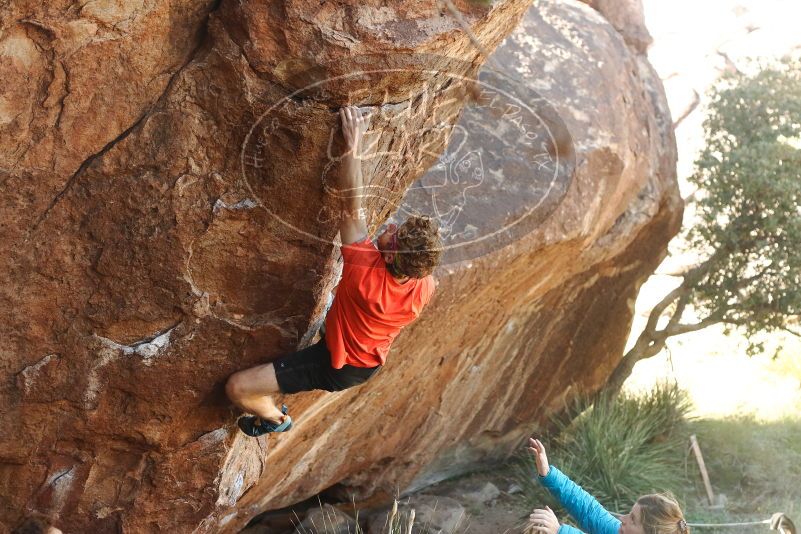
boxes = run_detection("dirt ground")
[410,467,536,534]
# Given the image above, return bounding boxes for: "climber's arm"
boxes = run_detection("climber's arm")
[338,106,370,246]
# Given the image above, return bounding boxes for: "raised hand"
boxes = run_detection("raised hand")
[335,105,371,245]
[340,105,371,152]
[528,506,559,534]
[527,437,550,477]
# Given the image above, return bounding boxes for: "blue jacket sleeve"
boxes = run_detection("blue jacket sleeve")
[538,466,621,534]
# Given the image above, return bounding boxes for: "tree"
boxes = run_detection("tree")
[605,58,801,394]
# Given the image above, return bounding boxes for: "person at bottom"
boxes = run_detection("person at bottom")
[225,106,441,436]
[526,438,690,534]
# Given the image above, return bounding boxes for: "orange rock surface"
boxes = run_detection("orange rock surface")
[0,0,679,532]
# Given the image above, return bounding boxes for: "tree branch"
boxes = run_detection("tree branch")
[782,326,801,338]
[666,315,722,336]
[667,290,692,330]
[602,254,725,395]
[640,285,686,337]
[673,89,701,129]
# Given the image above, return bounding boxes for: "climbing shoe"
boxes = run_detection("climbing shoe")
[237,405,292,437]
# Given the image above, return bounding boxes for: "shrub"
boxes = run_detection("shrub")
[518,383,693,513]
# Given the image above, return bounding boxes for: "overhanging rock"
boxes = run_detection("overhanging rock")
[0,1,536,532]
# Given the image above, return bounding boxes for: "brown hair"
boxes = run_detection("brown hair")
[637,493,690,534]
[12,514,51,534]
[391,216,442,279]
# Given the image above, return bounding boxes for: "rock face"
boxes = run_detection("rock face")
[318,0,680,500]
[579,0,653,53]
[0,0,680,533]
[0,1,533,532]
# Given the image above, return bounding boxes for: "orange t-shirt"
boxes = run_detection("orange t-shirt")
[325,236,435,369]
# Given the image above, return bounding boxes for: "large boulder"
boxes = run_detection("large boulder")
[0,0,533,532]
[311,0,680,498]
[0,0,680,532]
[579,0,653,53]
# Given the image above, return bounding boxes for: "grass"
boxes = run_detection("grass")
[374,500,415,534]
[621,327,801,533]
[517,382,693,516]
[289,498,465,534]
[514,380,801,534]
[678,416,801,534]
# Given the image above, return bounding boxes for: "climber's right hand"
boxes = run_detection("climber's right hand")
[340,106,370,152]
[335,105,370,245]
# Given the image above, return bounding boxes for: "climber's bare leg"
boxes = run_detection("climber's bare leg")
[226,363,287,424]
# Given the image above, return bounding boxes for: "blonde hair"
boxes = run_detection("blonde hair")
[637,493,690,534]
[392,216,442,278]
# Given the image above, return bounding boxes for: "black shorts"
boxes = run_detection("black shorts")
[273,338,381,393]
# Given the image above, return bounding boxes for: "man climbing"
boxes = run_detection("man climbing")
[226,105,442,437]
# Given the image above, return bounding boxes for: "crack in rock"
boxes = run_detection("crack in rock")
[94,324,179,361]
[26,2,219,236]
[84,323,180,408]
